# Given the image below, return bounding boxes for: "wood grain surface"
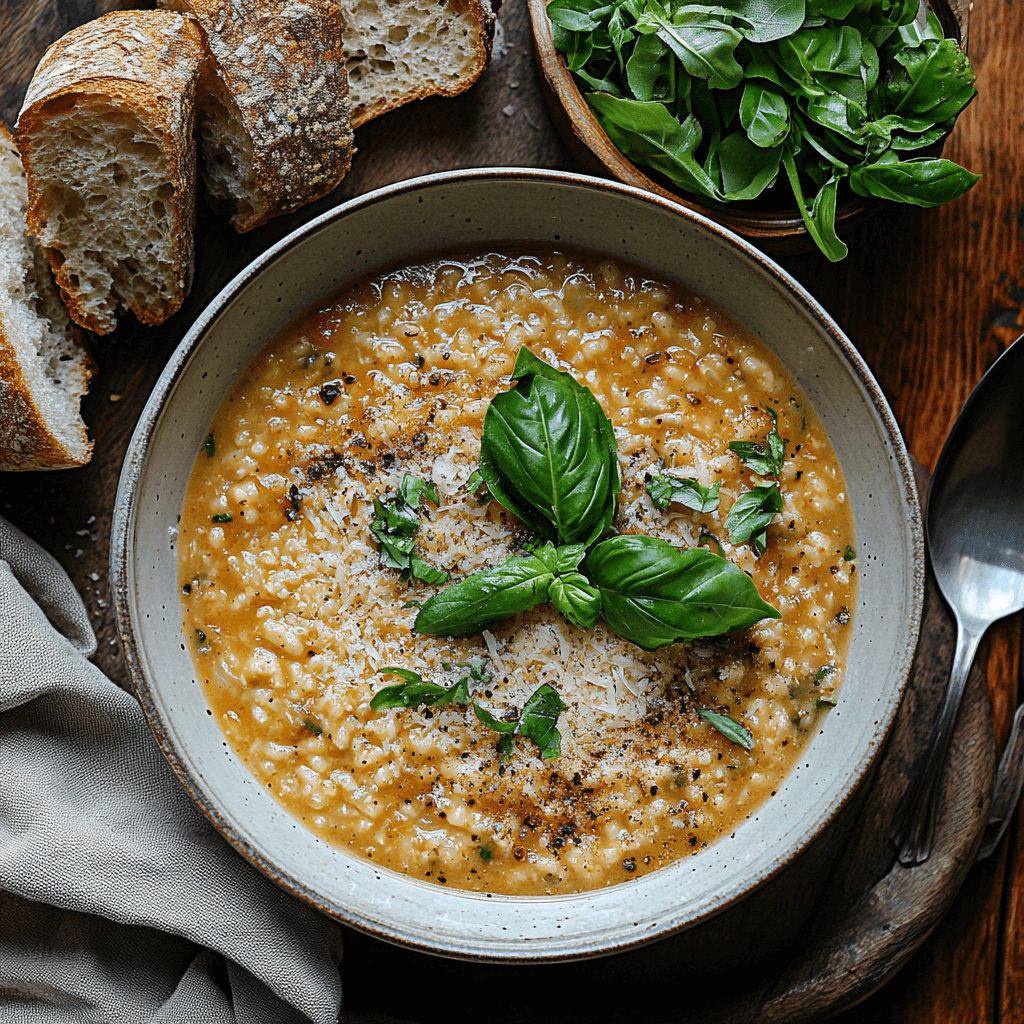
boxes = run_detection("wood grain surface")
[0,1,1021,1021]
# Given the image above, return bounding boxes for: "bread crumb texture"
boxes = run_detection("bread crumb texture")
[341,0,497,126]
[0,125,93,470]
[16,11,203,335]
[159,0,354,232]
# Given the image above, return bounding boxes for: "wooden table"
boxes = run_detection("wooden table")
[1,1,1021,1020]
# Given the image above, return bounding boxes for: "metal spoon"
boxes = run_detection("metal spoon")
[893,334,1024,867]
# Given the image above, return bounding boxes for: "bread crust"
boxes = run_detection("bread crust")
[0,124,94,471]
[15,11,204,334]
[164,0,355,232]
[346,0,499,128]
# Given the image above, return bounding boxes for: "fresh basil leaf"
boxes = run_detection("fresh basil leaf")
[211,513,233,523]
[370,496,417,569]
[698,708,755,749]
[398,473,438,509]
[729,405,786,476]
[473,701,518,764]
[584,534,779,650]
[414,549,557,636]
[844,544,857,560]
[740,80,790,146]
[724,482,784,554]
[518,684,568,759]
[647,473,721,512]
[549,572,603,629]
[371,668,471,710]
[480,347,619,547]
[850,153,980,206]
[532,541,589,575]
[408,556,449,585]
[726,0,805,43]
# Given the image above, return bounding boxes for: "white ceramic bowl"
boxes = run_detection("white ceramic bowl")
[112,169,924,962]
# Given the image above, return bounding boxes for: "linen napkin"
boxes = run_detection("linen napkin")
[0,517,355,1024]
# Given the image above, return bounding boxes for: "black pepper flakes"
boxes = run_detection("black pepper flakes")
[319,381,342,405]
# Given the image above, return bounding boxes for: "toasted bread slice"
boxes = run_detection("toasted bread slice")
[15,10,204,335]
[158,0,355,233]
[341,0,499,128]
[0,125,93,471]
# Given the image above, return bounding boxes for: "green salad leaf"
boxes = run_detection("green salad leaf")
[550,0,979,260]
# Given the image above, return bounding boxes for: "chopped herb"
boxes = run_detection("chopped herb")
[479,846,493,862]
[402,600,422,609]
[474,683,567,763]
[204,433,215,457]
[286,484,303,522]
[698,709,754,750]
[844,545,857,560]
[814,665,835,682]
[815,698,838,709]
[370,473,449,584]
[729,406,786,477]
[212,513,233,523]
[466,469,492,502]
[647,473,721,513]
[370,667,472,710]
[724,484,784,556]
[302,718,323,736]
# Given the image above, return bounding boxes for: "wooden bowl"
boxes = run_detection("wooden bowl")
[528,0,970,256]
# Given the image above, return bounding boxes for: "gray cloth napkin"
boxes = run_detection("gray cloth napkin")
[0,518,348,1024]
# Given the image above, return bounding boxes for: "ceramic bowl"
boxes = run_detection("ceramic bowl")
[528,0,970,256]
[112,169,923,961]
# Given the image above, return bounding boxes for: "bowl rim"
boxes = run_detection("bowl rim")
[111,166,925,961]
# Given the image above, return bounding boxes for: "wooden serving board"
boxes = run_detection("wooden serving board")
[337,461,995,1024]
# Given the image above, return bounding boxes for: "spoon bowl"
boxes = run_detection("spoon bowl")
[895,335,1024,864]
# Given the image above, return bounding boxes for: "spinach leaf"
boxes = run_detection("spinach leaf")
[627,31,672,100]
[724,482,784,554]
[637,5,745,90]
[548,0,619,33]
[371,668,471,710]
[414,547,559,637]
[729,404,786,475]
[549,572,603,628]
[850,153,980,206]
[715,130,782,199]
[584,534,780,650]
[647,473,721,512]
[480,347,619,547]
[740,80,790,147]
[698,708,755,748]
[727,0,806,43]
[884,37,976,123]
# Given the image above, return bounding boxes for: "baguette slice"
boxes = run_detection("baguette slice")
[15,10,204,335]
[157,0,354,233]
[341,0,499,128]
[0,125,94,471]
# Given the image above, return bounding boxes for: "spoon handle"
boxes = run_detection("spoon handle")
[893,620,985,867]
[976,702,1024,861]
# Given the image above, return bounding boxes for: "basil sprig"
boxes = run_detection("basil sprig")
[415,346,778,648]
[583,535,779,650]
[549,0,979,261]
[729,405,786,477]
[480,347,620,546]
[370,473,449,584]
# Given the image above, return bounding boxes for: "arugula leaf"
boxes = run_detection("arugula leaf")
[414,546,560,636]
[637,4,745,91]
[480,347,619,547]
[698,708,755,749]
[584,534,780,650]
[370,668,471,710]
[739,80,790,147]
[725,483,784,554]
[647,473,721,512]
[549,572,603,628]
[729,405,786,475]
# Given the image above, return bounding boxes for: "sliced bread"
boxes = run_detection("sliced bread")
[340,0,499,128]
[0,125,94,471]
[157,0,355,233]
[15,10,204,335]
